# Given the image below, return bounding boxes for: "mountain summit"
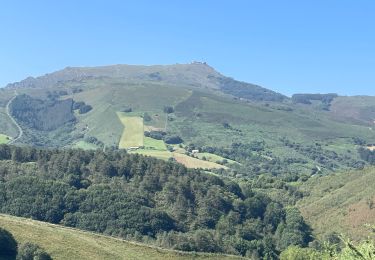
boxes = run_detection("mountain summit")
[6,63,287,102]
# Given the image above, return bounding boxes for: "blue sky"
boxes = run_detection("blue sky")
[1,1,374,95]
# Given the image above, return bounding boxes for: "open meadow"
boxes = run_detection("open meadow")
[117,113,144,148]
[0,214,242,260]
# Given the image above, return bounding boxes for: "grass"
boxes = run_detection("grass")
[0,134,11,144]
[73,140,98,150]
[297,167,375,241]
[173,153,226,169]
[196,152,237,164]
[130,149,173,160]
[117,113,144,149]
[2,69,375,175]
[144,137,167,150]
[0,214,242,260]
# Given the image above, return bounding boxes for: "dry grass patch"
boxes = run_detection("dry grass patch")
[0,214,242,260]
[117,113,144,149]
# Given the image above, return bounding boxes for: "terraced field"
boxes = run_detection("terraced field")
[0,214,242,260]
[117,113,144,148]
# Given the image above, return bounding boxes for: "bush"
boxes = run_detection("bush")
[122,108,132,113]
[17,243,52,260]
[143,113,152,122]
[164,135,183,144]
[79,105,93,114]
[0,228,18,258]
[144,131,166,140]
[163,106,174,114]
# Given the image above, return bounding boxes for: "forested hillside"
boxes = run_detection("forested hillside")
[0,144,311,258]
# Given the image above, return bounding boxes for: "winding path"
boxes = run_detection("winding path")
[5,91,23,144]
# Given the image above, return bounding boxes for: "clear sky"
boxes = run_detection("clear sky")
[1,1,374,96]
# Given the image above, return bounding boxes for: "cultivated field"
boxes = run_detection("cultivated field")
[0,214,242,260]
[117,113,144,148]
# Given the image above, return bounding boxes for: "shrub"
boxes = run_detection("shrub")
[17,242,52,260]
[0,228,18,258]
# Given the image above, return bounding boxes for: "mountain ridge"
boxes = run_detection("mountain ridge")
[4,63,287,102]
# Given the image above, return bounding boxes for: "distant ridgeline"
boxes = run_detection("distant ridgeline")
[292,93,338,110]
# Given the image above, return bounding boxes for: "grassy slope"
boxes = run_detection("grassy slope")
[0,134,11,144]
[173,153,226,169]
[2,68,375,174]
[144,136,167,150]
[73,140,99,150]
[117,114,144,148]
[297,167,375,240]
[0,214,241,260]
[330,96,375,124]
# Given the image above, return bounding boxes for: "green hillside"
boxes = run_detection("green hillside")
[0,214,241,260]
[297,167,375,240]
[1,64,375,175]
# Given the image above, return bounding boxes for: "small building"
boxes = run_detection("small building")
[127,146,140,151]
[191,149,199,154]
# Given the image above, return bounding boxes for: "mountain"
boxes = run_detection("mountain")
[1,63,375,258]
[0,63,375,177]
[5,63,287,102]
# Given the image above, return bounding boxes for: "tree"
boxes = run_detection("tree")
[275,208,312,251]
[0,228,18,259]
[17,242,52,260]
[280,245,325,260]
[163,106,174,114]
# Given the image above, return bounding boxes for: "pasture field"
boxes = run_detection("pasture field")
[129,149,173,160]
[173,153,226,169]
[73,140,98,150]
[144,136,167,150]
[117,113,144,149]
[0,134,10,144]
[196,152,237,164]
[0,214,242,260]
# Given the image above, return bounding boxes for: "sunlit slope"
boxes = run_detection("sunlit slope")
[0,214,242,260]
[297,167,375,240]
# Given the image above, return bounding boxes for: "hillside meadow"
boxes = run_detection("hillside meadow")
[0,214,243,260]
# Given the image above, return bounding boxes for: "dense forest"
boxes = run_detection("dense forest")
[0,144,312,258]
[215,76,287,102]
